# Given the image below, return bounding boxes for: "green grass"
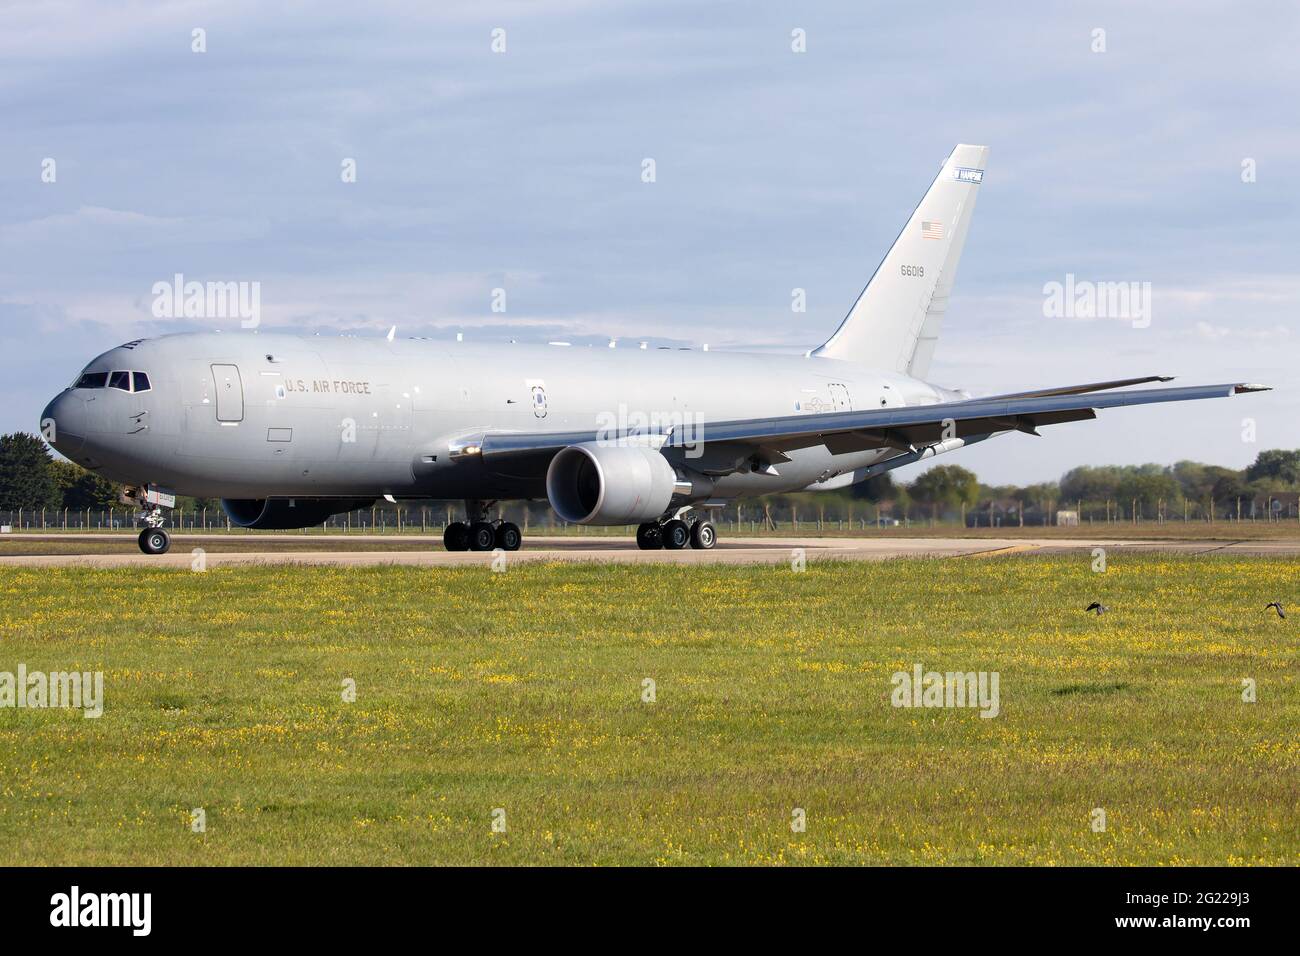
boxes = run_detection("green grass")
[0,555,1295,865]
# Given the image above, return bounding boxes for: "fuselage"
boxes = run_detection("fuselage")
[42,331,960,503]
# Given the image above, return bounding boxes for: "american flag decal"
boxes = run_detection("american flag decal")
[921,220,945,240]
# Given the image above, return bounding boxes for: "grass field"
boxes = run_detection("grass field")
[0,554,1295,865]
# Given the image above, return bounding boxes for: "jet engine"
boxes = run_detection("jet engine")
[546,442,680,525]
[221,497,376,530]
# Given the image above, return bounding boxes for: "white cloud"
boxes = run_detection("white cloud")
[0,206,265,250]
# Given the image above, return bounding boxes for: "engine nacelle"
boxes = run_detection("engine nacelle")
[546,442,679,525]
[221,497,375,530]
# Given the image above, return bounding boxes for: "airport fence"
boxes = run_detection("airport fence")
[2,497,1297,535]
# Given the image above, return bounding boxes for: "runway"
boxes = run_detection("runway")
[1,533,1295,568]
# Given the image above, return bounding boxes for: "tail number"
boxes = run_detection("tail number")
[900,264,925,277]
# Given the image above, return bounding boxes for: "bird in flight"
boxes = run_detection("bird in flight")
[1265,602,1286,619]
[1085,602,1108,615]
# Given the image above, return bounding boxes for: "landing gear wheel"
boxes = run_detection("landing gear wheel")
[661,519,690,550]
[443,521,471,552]
[690,520,716,550]
[636,522,663,550]
[469,521,497,551]
[495,522,522,551]
[139,527,171,555]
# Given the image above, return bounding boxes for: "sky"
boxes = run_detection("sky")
[2,0,1297,484]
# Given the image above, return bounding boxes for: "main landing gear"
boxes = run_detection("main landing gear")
[443,500,522,552]
[636,510,717,551]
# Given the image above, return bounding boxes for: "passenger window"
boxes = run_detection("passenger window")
[132,372,151,393]
[76,372,109,389]
[109,371,131,391]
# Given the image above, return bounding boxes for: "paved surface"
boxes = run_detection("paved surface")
[1,533,1296,568]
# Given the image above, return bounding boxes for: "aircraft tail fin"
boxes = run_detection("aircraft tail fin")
[813,144,987,378]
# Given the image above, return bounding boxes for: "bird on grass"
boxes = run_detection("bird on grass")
[1265,602,1285,619]
[1085,602,1108,615]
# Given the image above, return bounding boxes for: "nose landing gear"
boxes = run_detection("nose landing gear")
[138,527,172,555]
[125,485,176,555]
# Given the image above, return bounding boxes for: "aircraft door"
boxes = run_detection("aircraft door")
[829,383,853,411]
[212,364,244,422]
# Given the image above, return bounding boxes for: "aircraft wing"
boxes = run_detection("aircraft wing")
[976,375,1174,401]
[476,381,1268,469]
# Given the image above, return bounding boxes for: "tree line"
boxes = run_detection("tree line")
[832,449,1300,523]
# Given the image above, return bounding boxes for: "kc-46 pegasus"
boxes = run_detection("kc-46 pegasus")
[41,145,1267,554]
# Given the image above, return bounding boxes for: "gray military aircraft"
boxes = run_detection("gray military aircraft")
[41,144,1267,554]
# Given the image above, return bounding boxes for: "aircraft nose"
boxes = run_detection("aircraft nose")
[41,392,87,455]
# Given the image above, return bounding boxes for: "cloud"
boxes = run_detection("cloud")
[1,205,181,242]
[1192,320,1289,342]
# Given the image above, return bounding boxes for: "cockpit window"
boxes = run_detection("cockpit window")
[74,370,152,392]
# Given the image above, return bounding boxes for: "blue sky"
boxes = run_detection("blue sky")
[2,0,1296,484]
